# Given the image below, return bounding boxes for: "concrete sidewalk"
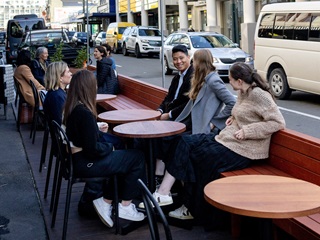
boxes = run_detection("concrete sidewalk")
[0,105,47,240]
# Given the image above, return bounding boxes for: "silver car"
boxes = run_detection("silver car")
[94,32,106,46]
[162,32,254,76]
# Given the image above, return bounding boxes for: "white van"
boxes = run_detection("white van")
[254,2,320,99]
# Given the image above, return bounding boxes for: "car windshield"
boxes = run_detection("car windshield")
[78,32,87,37]
[139,29,161,37]
[20,31,68,47]
[190,35,236,48]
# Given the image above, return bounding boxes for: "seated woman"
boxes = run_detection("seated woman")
[63,70,145,227]
[14,49,45,107]
[31,46,49,87]
[43,61,71,126]
[148,62,286,223]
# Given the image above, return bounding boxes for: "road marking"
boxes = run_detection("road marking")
[278,106,320,121]
[232,94,320,121]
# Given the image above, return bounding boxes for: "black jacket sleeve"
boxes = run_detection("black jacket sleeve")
[158,65,193,120]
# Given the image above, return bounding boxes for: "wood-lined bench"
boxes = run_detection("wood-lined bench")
[96,71,320,239]
[221,128,320,240]
[97,74,167,111]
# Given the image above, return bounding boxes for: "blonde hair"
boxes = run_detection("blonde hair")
[188,49,216,100]
[45,61,68,90]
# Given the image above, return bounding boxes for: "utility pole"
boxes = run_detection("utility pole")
[232,0,240,44]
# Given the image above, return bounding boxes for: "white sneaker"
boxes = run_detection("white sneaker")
[118,203,145,221]
[138,191,173,208]
[93,197,114,227]
[169,205,194,220]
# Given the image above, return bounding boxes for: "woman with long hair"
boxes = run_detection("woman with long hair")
[63,70,145,228]
[175,48,236,134]
[43,61,71,125]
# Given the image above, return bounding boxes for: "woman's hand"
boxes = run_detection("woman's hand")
[234,129,245,140]
[97,122,109,133]
[226,116,234,126]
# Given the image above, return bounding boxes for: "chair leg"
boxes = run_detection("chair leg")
[17,101,22,132]
[30,110,36,139]
[39,124,49,172]
[44,147,54,199]
[31,112,38,144]
[51,160,63,228]
[113,176,119,234]
[50,154,61,212]
[62,180,73,240]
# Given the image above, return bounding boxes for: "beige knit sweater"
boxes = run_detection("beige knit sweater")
[215,87,285,160]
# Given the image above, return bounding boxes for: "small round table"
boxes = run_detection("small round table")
[204,175,320,239]
[98,109,161,124]
[113,120,186,191]
[96,94,117,102]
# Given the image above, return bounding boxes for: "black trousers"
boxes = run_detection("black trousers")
[73,149,146,200]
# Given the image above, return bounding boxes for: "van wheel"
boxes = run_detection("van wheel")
[164,57,173,75]
[122,44,129,56]
[269,68,292,99]
[135,45,142,58]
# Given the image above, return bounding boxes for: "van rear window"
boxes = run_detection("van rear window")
[9,20,45,38]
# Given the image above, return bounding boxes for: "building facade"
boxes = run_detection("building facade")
[0,0,46,31]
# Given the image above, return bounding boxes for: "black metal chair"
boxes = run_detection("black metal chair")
[39,92,50,173]
[29,80,45,144]
[13,76,27,131]
[137,179,172,240]
[50,120,119,239]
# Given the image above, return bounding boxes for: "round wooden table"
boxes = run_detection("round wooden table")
[98,109,161,124]
[113,120,186,191]
[204,175,320,240]
[96,94,117,102]
[204,175,320,219]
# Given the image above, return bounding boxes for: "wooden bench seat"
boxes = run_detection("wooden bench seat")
[97,74,167,111]
[221,128,320,240]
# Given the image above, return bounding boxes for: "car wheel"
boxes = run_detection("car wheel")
[164,56,173,75]
[135,44,142,58]
[122,43,129,56]
[113,44,117,54]
[269,68,292,99]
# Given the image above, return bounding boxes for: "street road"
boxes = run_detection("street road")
[95,52,320,138]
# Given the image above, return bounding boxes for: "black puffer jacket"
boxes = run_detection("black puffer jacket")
[96,57,119,94]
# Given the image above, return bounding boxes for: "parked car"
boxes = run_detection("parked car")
[66,31,76,41]
[122,26,164,58]
[71,31,93,47]
[18,29,79,66]
[162,32,254,76]
[94,32,106,46]
[106,22,136,53]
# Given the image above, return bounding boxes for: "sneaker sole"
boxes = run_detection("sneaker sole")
[93,202,114,228]
[168,212,194,220]
[138,199,173,209]
[119,213,145,222]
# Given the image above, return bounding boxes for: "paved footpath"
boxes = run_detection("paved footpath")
[0,105,47,240]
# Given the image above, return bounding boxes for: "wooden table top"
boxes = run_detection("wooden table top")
[96,94,117,102]
[204,175,320,219]
[113,120,186,138]
[98,109,161,124]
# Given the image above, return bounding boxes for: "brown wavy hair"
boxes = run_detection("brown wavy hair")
[188,49,216,100]
[63,70,97,125]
